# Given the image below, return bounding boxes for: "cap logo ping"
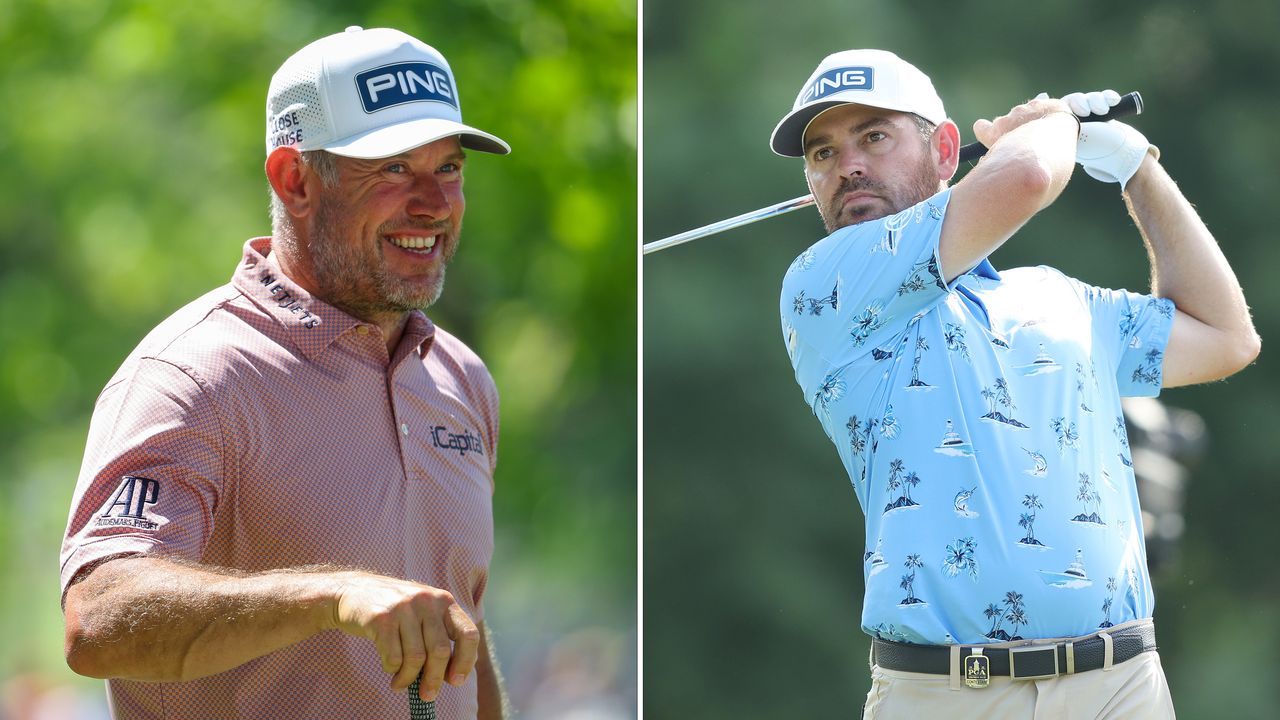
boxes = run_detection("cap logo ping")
[356,61,456,113]
[801,66,874,104]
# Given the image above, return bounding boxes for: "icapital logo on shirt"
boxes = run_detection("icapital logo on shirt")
[95,475,161,530]
[430,425,485,457]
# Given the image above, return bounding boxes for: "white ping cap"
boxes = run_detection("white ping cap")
[770,49,946,157]
[266,26,510,159]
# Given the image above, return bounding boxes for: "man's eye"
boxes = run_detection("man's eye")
[439,162,461,174]
[385,163,408,174]
[813,148,834,161]
[867,131,886,143]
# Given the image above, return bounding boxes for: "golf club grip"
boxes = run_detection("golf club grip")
[958,91,1143,163]
[408,678,438,719]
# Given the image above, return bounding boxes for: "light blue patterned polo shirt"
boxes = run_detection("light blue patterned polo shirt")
[779,187,1176,645]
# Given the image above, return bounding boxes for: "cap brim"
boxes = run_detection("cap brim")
[322,117,511,158]
[771,98,941,158]
[770,100,849,157]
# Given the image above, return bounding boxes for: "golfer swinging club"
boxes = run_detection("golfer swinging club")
[775,50,1257,717]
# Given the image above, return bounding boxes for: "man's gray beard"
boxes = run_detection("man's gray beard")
[307,193,447,318]
[820,155,942,234]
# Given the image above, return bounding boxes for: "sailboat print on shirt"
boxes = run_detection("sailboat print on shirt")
[1040,548,1094,589]
[864,538,888,577]
[934,420,975,457]
[1016,343,1063,376]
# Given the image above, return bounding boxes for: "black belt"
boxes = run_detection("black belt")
[872,622,1157,685]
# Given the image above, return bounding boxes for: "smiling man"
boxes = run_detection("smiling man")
[61,27,510,719]
[775,50,1258,717]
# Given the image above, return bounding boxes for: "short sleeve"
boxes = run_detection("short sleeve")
[781,189,953,394]
[60,358,224,596]
[1069,279,1176,396]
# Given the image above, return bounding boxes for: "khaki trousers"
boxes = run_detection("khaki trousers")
[863,643,1175,719]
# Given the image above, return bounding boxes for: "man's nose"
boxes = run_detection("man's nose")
[408,175,453,218]
[837,146,867,177]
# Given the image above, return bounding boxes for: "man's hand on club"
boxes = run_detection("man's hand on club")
[972,96,1075,149]
[1055,88,1159,188]
[328,571,480,702]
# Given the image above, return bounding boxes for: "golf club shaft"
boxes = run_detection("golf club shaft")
[643,91,1143,255]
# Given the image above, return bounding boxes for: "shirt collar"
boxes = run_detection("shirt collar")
[970,258,1001,281]
[232,237,436,361]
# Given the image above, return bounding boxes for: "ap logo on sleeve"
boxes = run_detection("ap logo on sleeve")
[95,475,162,530]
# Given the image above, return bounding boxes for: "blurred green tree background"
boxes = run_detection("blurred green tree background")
[644,0,1278,718]
[0,0,636,715]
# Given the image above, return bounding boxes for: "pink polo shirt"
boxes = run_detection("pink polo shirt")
[61,237,498,719]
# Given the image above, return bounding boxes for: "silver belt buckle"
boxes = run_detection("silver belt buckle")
[1009,644,1060,680]
[964,648,990,689]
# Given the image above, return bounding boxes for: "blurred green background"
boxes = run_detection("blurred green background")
[644,0,1278,718]
[0,0,635,717]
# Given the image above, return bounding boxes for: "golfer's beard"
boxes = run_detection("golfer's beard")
[821,160,942,234]
[309,198,450,318]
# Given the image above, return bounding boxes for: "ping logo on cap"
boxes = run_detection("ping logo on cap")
[356,61,456,113]
[801,66,874,104]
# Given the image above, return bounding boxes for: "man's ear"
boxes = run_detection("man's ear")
[933,119,962,183]
[265,147,318,219]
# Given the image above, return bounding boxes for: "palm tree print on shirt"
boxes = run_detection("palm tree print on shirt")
[884,459,923,514]
[1132,348,1163,386]
[1018,494,1046,547]
[980,377,1028,428]
[897,255,946,296]
[1100,576,1117,628]
[899,554,927,606]
[984,591,1030,641]
[1051,416,1080,452]
[1071,472,1105,525]
[847,415,879,456]
[905,337,932,390]
[942,536,979,581]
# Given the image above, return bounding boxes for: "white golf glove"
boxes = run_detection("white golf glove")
[1058,89,1159,188]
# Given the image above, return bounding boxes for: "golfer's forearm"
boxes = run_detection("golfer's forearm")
[64,556,338,682]
[1124,156,1259,349]
[942,112,1076,281]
